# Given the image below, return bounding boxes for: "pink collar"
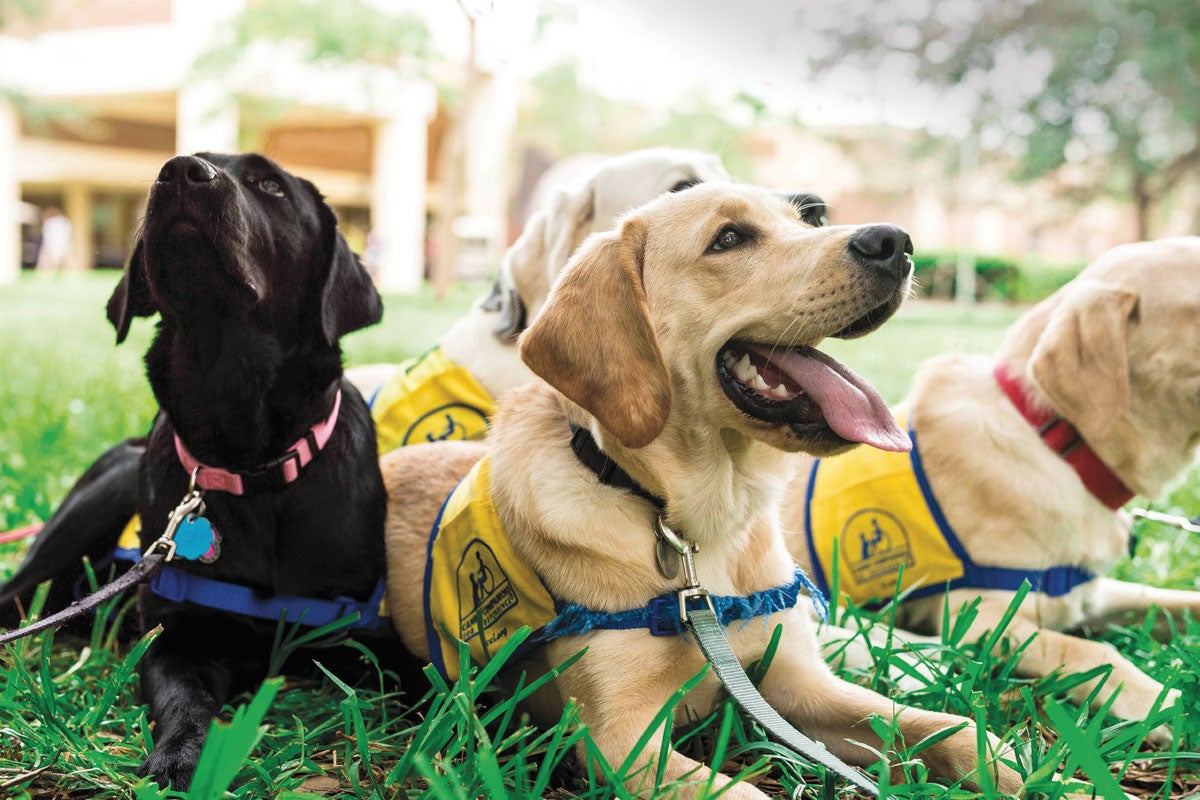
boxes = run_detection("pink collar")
[993,363,1133,510]
[174,388,342,496]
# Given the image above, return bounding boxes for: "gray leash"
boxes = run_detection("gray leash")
[655,519,880,795]
[1130,508,1200,534]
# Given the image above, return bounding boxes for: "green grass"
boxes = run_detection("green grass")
[0,273,1198,799]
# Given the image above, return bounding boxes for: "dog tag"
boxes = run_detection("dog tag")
[174,514,217,561]
[655,536,680,580]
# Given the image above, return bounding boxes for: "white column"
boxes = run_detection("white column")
[176,81,239,155]
[64,183,93,272]
[372,82,436,294]
[173,0,243,155]
[0,100,17,285]
[464,70,517,263]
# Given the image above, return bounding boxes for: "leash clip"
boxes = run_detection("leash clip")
[654,517,713,623]
[144,478,206,562]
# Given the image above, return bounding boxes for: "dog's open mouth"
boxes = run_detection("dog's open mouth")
[716,341,910,452]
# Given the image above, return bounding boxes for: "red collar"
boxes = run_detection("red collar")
[174,389,342,496]
[993,363,1133,510]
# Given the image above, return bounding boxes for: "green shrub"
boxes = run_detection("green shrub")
[912,251,1084,303]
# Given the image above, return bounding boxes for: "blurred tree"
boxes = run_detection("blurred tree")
[195,0,429,70]
[516,61,755,177]
[813,0,1200,238]
[0,0,41,27]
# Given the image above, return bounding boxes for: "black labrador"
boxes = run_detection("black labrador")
[94,152,384,788]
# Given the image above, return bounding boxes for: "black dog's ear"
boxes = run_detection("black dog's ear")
[783,193,829,227]
[318,203,383,345]
[106,239,155,344]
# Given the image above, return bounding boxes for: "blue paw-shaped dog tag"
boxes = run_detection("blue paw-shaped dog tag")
[175,514,216,561]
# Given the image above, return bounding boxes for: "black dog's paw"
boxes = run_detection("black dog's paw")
[137,741,199,791]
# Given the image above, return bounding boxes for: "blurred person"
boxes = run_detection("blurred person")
[35,207,73,273]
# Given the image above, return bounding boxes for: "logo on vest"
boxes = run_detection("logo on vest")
[457,539,518,653]
[404,403,489,445]
[841,508,914,585]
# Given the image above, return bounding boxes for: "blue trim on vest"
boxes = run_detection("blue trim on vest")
[149,567,387,630]
[541,568,827,640]
[908,430,1094,597]
[114,546,142,563]
[424,483,460,679]
[801,462,832,603]
[804,431,1095,605]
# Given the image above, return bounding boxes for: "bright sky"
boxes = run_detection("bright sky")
[430,0,978,135]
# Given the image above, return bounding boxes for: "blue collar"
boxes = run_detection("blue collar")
[540,568,828,641]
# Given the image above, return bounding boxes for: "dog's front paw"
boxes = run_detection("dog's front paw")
[137,740,200,791]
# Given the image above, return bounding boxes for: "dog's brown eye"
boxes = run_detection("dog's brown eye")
[709,227,745,252]
[258,178,285,197]
[670,178,701,193]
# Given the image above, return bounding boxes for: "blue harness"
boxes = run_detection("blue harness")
[111,543,387,631]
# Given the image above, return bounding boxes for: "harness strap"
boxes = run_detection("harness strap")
[174,388,343,496]
[993,363,1133,509]
[686,604,880,795]
[149,567,386,630]
[543,568,827,640]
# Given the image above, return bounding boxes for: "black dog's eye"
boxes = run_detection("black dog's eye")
[258,178,285,197]
[709,226,747,252]
[670,178,701,193]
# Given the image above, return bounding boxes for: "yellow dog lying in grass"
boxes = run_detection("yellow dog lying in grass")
[786,237,1200,745]
[381,183,1022,796]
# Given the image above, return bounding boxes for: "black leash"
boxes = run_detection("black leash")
[568,422,879,794]
[0,473,206,648]
[0,553,165,647]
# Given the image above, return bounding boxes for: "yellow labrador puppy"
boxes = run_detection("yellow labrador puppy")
[785,237,1200,741]
[382,184,1022,796]
[348,147,734,442]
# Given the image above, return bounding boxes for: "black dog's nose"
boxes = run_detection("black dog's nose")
[157,155,219,186]
[847,224,913,277]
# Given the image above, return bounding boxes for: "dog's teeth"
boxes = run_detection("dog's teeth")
[723,353,736,368]
[752,374,770,391]
[733,355,755,382]
[773,383,790,399]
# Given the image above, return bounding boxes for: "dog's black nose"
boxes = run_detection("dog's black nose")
[848,224,913,277]
[157,155,219,186]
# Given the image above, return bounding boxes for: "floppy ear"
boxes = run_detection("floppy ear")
[543,181,596,275]
[1027,281,1139,466]
[519,218,671,449]
[499,181,594,338]
[106,239,155,344]
[317,203,383,345]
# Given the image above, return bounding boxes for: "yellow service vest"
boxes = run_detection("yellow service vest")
[370,347,496,455]
[424,458,557,679]
[802,413,1094,607]
[802,414,966,607]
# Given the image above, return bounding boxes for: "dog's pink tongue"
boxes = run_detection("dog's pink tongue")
[746,344,910,452]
